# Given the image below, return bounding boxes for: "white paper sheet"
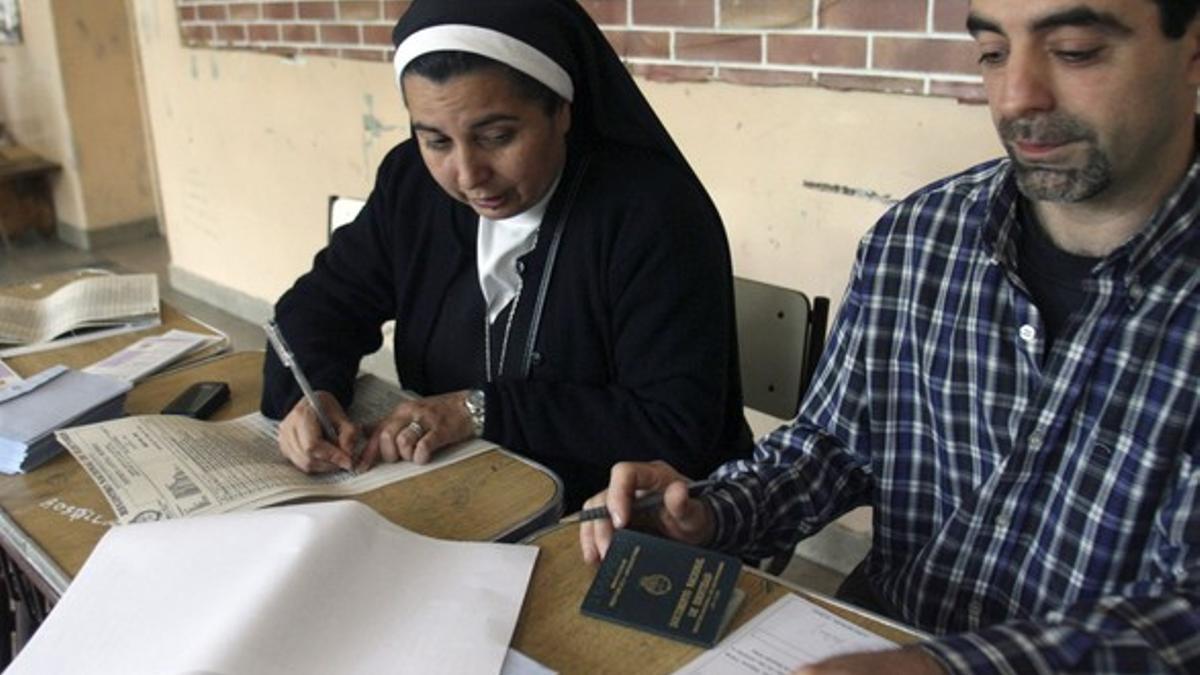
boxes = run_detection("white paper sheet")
[84,328,221,382]
[6,500,538,675]
[0,273,159,347]
[57,412,494,523]
[674,594,897,675]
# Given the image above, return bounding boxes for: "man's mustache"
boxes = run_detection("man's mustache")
[999,113,1096,146]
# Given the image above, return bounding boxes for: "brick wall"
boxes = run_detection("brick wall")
[176,0,984,101]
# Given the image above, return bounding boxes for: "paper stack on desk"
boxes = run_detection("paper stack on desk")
[5,500,539,675]
[0,272,160,357]
[0,365,131,473]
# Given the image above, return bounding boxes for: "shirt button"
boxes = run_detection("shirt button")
[968,600,983,620]
[1029,431,1044,450]
[1018,324,1037,343]
[530,351,543,366]
[516,260,526,274]
[996,513,1011,528]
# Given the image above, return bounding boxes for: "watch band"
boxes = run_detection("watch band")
[464,389,486,438]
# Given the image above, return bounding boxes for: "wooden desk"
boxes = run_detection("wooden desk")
[514,523,922,674]
[2,270,226,375]
[0,351,562,604]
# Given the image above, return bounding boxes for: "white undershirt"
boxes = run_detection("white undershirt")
[476,175,562,324]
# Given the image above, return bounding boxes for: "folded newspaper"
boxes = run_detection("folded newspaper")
[0,273,160,356]
[54,375,495,524]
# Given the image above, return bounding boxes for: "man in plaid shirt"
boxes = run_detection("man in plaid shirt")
[581,1,1200,673]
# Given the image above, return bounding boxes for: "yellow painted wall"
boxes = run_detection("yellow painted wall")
[130,0,1002,318]
[0,0,86,227]
[0,0,155,235]
[52,0,155,230]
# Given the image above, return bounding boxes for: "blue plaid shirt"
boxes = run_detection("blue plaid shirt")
[705,154,1200,673]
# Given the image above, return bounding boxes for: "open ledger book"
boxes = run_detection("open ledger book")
[0,273,161,357]
[55,375,495,524]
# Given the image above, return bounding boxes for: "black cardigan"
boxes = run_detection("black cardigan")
[262,140,752,508]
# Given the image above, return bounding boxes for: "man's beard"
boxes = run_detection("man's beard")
[999,113,1111,202]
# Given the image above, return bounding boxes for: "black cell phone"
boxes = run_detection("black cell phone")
[161,381,230,419]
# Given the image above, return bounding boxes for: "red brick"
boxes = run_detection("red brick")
[339,1,381,20]
[319,23,360,44]
[383,1,410,21]
[263,2,296,20]
[719,67,815,87]
[363,25,393,46]
[179,6,197,21]
[818,73,924,96]
[873,37,977,75]
[302,47,339,57]
[633,0,714,28]
[721,0,812,29]
[604,29,670,59]
[676,32,761,62]
[281,23,317,42]
[249,23,281,41]
[197,4,227,20]
[228,3,259,20]
[768,34,866,68]
[628,62,714,82]
[340,47,389,62]
[819,0,927,32]
[929,78,986,103]
[581,0,626,25]
[217,24,248,42]
[933,0,969,34]
[181,23,215,43]
[297,1,336,20]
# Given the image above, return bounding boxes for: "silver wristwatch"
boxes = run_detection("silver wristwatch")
[464,389,486,438]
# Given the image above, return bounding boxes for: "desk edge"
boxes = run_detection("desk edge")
[0,506,70,599]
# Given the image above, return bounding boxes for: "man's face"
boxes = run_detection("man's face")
[968,0,1200,204]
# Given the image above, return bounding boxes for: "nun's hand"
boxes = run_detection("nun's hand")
[277,391,360,473]
[358,391,475,470]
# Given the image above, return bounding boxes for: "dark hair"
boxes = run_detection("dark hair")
[1153,0,1200,38]
[402,51,565,116]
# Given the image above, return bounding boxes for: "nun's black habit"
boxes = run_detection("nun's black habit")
[262,0,752,509]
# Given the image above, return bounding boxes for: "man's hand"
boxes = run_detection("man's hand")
[793,647,945,675]
[358,390,476,470]
[579,460,716,564]
[277,391,360,473]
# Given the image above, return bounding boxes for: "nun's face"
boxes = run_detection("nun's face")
[404,68,570,219]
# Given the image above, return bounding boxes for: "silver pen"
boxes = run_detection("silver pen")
[264,319,353,471]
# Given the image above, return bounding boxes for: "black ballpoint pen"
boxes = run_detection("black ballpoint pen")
[566,480,716,523]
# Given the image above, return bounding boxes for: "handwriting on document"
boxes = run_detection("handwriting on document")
[674,594,896,675]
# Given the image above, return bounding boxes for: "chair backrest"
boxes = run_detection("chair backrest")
[733,276,830,420]
[327,196,366,239]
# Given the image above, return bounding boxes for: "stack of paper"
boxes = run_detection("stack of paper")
[83,328,228,383]
[0,273,160,357]
[0,365,131,473]
[5,500,539,675]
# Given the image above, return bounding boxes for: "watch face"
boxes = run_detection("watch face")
[467,389,485,411]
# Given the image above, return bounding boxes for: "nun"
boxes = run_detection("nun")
[262,0,752,509]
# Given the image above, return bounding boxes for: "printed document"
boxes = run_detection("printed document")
[5,500,538,675]
[0,273,160,355]
[675,594,897,675]
[56,375,493,523]
[84,328,226,382]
